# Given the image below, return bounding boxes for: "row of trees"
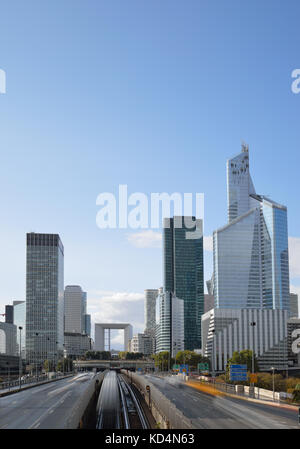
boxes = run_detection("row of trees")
[82,351,111,360]
[118,351,145,360]
[43,357,74,372]
[152,350,210,371]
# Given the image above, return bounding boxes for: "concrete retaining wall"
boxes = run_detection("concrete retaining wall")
[64,370,108,429]
[121,370,195,429]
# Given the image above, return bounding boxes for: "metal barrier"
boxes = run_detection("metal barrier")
[0,372,74,393]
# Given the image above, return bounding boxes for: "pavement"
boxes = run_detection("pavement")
[144,374,300,429]
[0,372,95,429]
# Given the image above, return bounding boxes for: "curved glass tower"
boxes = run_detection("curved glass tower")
[214,145,290,313]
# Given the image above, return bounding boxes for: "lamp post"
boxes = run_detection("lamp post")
[6,362,10,391]
[18,326,23,390]
[35,332,39,382]
[271,366,275,401]
[211,329,215,378]
[250,321,256,386]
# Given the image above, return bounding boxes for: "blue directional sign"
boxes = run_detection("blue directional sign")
[179,364,189,374]
[229,364,247,381]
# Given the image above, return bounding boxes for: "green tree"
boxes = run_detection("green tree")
[154,351,172,371]
[125,352,144,360]
[43,359,50,372]
[57,358,74,373]
[174,351,209,370]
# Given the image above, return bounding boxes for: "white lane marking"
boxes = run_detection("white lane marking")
[28,391,71,429]
[33,422,40,429]
[0,424,8,429]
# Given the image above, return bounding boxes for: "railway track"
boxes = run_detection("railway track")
[118,374,148,429]
[96,370,149,429]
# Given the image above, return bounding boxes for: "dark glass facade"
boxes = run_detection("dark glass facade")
[163,217,204,350]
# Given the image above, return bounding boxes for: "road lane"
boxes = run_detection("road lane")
[144,375,299,429]
[0,372,95,429]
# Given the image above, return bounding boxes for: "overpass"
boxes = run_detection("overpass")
[74,359,155,371]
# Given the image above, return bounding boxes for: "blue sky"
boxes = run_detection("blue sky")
[1,0,300,348]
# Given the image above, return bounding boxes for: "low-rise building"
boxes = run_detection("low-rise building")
[64,332,91,359]
[202,308,289,372]
[128,333,153,356]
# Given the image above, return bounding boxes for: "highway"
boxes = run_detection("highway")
[0,372,95,429]
[144,374,300,429]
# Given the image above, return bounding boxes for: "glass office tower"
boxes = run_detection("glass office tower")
[26,233,64,366]
[163,216,204,350]
[214,145,290,313]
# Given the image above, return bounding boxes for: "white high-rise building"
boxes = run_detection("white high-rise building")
[155,291,184,357]
[64,286,86,334]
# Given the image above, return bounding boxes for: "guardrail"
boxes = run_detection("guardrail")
[0,372,74,394]
[194,377,291,403]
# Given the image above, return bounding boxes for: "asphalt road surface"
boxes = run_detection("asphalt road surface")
[144,374,300,429]
[0,372,95,429]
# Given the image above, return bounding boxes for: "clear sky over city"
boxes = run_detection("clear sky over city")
[1,0,300,348]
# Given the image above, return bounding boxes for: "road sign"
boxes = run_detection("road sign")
[179,364,189,374]
[198,363,209,371]
[250,373,258,383]
[230,364,247,371]
[230,364,247,381]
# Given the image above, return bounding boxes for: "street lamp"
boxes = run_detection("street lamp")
[18,326,23,390]
[250,321,256,386]
[271,366,275,401]
[211,329,215,378]
[35,332,39,381]
[6,362,10,391]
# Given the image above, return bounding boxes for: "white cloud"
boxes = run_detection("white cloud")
[127,230,162,248]
[289,237,300,279]
[87,290,145,350]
